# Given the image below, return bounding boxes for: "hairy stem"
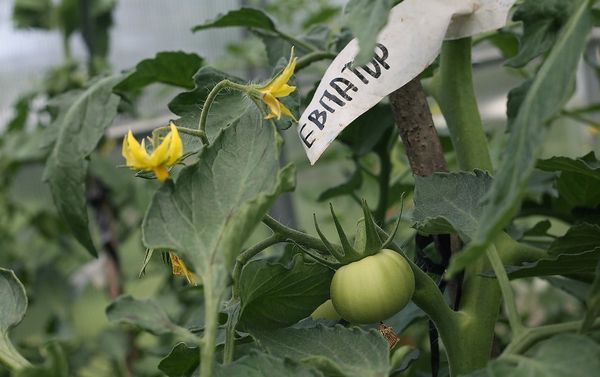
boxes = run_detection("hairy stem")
[262,215,330,253]
[153,126,207,141]
[198,80,249,145]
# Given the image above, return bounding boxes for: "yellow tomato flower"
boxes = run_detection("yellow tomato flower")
[122,122,183,182]
[256,47,297,120]
[168,252,197,286]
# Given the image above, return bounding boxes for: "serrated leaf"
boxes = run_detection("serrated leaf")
[115,51,204,92]
[42,75,123,256]
[142,107,295,276]
[106,295,195,339]
[464,334,600,377]
[238,254,333,329]
[251,325,390,377]
[158,343,199,377]
[0,268,30,370]
[344,0,393,66]
[507,0,574,68]
[448,0,593,276]
[215,353,323,377]
[413,170,492,241]
[192,8,277,33]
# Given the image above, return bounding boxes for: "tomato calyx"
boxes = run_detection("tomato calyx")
[313,199,402,265]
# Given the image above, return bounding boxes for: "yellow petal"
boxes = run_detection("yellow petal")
[261,47,297,94]
[279,102,296,121]
[123,130,151,168]
[166,122,183,165]
[149,132,173,166]
[153,165,169,182]
[270,83,296,98]
[262,93,282,119]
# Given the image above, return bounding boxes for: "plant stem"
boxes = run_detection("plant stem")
[486,245,524,336]
[199,269,226,377]
[430,38,492,171]
[222,302,240,365]
[295,51,336,71]
[374,147,391,225]
[153,126,207,142]
[275,30,319,53]
[432,38,500,376]
[197,80,249,145]
[231,234,285,299]
[502,318,600,356]
[262,215,330,253]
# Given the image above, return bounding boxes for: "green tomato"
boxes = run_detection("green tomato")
[310,299,342,321]
[330,249,415,324]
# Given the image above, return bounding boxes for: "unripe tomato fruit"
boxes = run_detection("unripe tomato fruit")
[330,249,415,324]
[310,299,342,321]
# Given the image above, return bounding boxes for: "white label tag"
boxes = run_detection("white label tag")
[297,0,515,164]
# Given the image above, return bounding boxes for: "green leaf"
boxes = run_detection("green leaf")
[0,268,30,370]
[106,295,195,340]
[338,104,394,157]
[251,325,390,377]
[344,0,393,66]
[317,167,362,202]
[538,153,600,208]
[0,269,27,335]
[465,334,600,377]
[43,75,123,256]
[115,51,204,93]
[238,254,334,329]
[158,343,199,377]
[192,8,277,33]
[548,223,600,256]
[413,170,492,241]
[504,248,600,280]
[502,223,600,280]
[448,0,593,276]
[142,107,295,276]
[507,0,574,68]
[215,353,323,377]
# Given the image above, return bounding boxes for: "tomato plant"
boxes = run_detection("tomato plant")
[1,0,600,377]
